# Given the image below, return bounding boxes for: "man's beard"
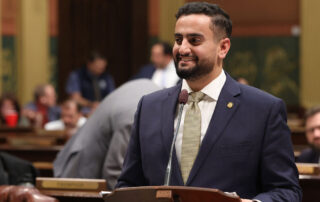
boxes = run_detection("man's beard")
[174,54,214,81]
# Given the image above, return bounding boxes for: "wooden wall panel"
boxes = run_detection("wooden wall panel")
[49,0,58,36]
[58,0,148,100]
[1,0,17,35]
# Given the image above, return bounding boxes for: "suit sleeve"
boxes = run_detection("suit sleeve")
[115,97,148,188]
[102,124,132,190]
[254,99,302,202]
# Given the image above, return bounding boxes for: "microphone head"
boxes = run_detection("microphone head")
[179,89,189,104]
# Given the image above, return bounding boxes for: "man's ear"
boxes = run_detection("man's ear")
[218,38,231,59]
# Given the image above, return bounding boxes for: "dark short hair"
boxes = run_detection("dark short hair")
[305,106,320,121]
[176,2,232,39]
[154,42,173,56]
[87,51,107,63]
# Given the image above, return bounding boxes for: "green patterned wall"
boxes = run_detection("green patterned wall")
[224,36,299,106]
[1,36,58,95]
[1,36,17,94]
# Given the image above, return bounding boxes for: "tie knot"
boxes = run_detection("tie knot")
[189,92,205,103]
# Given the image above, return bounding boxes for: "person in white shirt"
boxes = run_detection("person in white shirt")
[45,99,86,137]
[150,42,180,88]
[133,42,180,88]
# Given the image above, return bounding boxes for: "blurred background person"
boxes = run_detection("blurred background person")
[22,84,60,128]
[0,94,21,127]
[66,51,115,113]
[0,152,37,186]
[45,99,86,138]
[54,79,160,189]
[133,42,180,88]
[297,106,320,163]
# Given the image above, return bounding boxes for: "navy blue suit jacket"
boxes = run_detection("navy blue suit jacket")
[117,74,302,201]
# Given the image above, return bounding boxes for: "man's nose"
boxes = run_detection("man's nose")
[314,127,320,137]
[179,40,191,55]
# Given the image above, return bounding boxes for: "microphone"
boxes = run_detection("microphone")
[164,89,188,186]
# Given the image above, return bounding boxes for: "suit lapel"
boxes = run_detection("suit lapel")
[161,83,183,185]
[186,74,241,185]
[161,85,180,154]
[160,84,184,185]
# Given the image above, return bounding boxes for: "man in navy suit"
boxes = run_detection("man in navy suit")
[117,2,301,202]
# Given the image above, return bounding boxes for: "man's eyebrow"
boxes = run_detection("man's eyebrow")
[187,33,203,37]
[174,33,203,37]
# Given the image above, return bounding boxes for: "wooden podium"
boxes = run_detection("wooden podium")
[103,186,241,202]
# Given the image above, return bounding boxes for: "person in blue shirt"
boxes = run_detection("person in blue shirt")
[66,51,115,111]
[22,84,60,128]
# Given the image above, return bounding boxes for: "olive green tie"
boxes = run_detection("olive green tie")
[181,91,205,184]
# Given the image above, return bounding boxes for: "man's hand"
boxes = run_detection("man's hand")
[241,199,253,202]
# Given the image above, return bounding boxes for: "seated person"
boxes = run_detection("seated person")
[0,93,21,127]
[66,51,115,112]
[45,99,86,137]
[0,152,37,186]
[22,84,60,128]
[297,106,320,163]
[132,42,180,88]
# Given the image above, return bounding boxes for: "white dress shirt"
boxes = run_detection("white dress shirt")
[174,70,226,163]
[151,60,180,88]
[44,117,87,131]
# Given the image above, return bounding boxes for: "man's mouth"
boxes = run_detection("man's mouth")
[177,55,197,63]
[181,57,195,62]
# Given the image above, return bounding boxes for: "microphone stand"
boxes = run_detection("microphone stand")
[164,103,185,186]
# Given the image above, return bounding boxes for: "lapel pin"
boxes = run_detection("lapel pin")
[227,102,233,109]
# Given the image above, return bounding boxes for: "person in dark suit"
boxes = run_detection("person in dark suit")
[296,106,320,163]
[116,2,301,202]
[66,51,115,111]
[0,152,37,186]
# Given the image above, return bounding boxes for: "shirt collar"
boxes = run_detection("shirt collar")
[181,69,226,101]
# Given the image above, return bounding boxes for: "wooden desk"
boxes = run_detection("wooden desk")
[33,162,54,177]
[0,129,68,146]
[0,144,63,162]
[0,129,68,177]
[0,126,34,133]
